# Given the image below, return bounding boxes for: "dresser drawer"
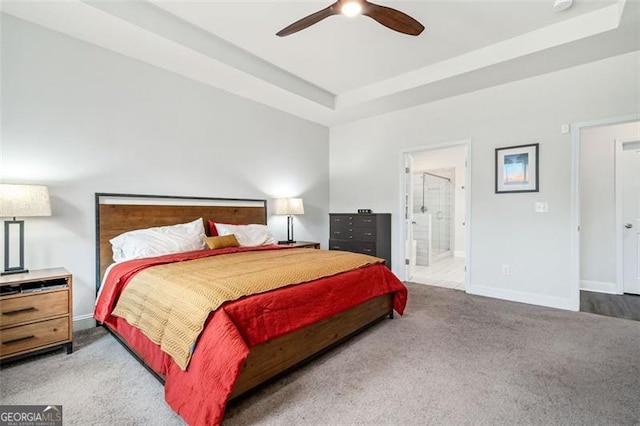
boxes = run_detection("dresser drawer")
[329,240,377,256]
[351,228,376,241]
[351,215,376,228]
[0,290,69,327]
[351,243,377,256]
[0,317,69,357]
[330,215,376,229]
[330,215,354,227]
[329,239,354,251]
[330,229,376,241]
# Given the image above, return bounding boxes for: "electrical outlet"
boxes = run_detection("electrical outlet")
[502,264,510,275]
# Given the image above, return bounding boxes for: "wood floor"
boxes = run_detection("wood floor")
[580,291,640,321]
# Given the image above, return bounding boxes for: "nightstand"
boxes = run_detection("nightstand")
[278,241,321,249]
[0,268,73,362]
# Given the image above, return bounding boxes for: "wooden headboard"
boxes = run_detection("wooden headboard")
[95,193,267,291]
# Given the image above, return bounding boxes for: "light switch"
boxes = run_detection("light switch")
[535,201,548,213]
[561,124,570,134]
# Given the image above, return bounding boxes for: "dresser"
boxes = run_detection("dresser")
[329,213,391,269]
[0,268,73,362]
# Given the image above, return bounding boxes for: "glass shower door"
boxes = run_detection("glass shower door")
[423,169,453,259]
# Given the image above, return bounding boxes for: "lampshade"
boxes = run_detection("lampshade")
[274,198,304,215]
[0,184,52,218]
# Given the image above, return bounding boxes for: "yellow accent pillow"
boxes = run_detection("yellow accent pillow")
[205,234,240,250]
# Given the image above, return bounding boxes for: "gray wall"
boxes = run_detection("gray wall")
[1,15,330,323]
[330,50,640,310]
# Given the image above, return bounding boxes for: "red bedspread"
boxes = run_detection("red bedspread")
[94,246,407,425]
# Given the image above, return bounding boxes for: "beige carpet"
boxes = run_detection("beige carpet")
[2,283,639,425]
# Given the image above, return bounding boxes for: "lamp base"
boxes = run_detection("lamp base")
[1,268,29,276]
[4,219,27,277]
[278,240,296,244]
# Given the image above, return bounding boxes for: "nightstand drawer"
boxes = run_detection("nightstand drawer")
[0,290,69,327]
[0,317,69,357]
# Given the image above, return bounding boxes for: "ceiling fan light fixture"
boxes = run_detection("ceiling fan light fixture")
[276,0,424,37]
[341,1,362,17]
[553,0,573,12]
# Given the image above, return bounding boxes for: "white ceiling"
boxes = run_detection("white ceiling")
[3,0,639,126]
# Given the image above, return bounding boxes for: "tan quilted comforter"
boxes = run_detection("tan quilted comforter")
[111,248,383,370]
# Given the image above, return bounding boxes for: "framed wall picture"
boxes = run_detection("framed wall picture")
[495,143,539,193]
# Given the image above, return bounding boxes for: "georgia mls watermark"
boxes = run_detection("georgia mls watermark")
[0,405,62,426]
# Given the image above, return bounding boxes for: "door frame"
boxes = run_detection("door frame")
[570,113,640,310]
[398,139,472,288]
[404,153,415,280]
[615,136,640,294]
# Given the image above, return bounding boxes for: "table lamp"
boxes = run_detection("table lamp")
[274,198,304,244]
[0,184,52,275]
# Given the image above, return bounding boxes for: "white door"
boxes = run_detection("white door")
[621,140,640,294]
[404,154,415,280]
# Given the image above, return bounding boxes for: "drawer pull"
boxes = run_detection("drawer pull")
[364,219,372,223]
[364,232,373,236]
[2,307,37,316]
[333,231,341,235]
[2,335,36,345]
[364,249,373,252]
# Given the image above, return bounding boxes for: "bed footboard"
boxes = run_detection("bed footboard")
[229,293,393,401]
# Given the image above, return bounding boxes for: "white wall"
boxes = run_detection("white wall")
[580,121,640,293]
[0,15,330,324]
[412,145,467,257]
[330,50,640,310]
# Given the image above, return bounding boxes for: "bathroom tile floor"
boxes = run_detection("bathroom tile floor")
[409,255,466,290]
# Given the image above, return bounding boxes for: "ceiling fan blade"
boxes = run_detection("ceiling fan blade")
[362,2,425,36]
[277,4,339,37]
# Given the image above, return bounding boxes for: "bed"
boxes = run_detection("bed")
[93,193,407,425]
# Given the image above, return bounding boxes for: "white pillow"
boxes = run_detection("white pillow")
[214,223,276,247]
[110,218,206,262]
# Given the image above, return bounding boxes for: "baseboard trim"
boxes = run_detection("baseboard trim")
[580,280,620,294]
[73,314,96,332]
[467,283,577,311]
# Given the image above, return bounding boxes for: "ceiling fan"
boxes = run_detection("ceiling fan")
[276,0,425,37]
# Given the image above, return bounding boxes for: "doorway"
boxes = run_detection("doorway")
[618,137,640,295]
[403,141,470,291]
[573,116,640,318]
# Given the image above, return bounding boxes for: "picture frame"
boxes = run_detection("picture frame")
[495,143,539,193]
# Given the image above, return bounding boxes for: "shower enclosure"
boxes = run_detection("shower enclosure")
[412,168,454,266]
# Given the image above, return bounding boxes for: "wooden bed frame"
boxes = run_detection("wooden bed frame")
[95,193,393,402]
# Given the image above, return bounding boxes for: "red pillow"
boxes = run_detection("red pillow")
[207,220,219,237]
